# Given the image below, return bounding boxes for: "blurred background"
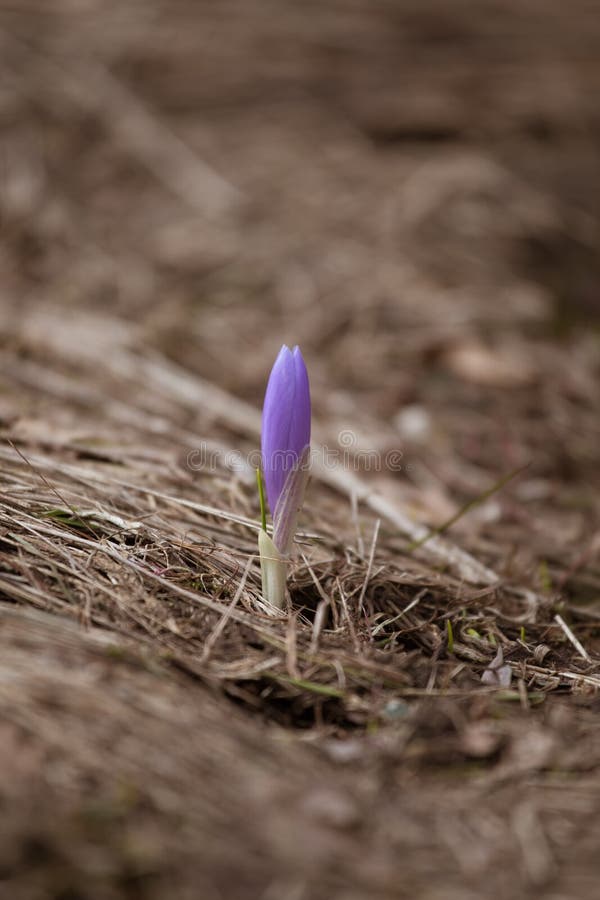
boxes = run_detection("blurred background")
[1,0,599,580]
[2,5,600,899]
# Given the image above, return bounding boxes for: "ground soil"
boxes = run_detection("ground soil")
[1,2,600,899]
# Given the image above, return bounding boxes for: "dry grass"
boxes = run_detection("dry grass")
[0,378,598,725]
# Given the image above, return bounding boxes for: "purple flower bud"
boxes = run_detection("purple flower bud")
[261,344,311,517]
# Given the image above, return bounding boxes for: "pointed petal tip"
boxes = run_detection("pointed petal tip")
[274,344,292,364]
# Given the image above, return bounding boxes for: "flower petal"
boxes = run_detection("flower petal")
[261,345,295,514]
[289,346,311,460]
[273,444,311,554]
[261,344,311,517]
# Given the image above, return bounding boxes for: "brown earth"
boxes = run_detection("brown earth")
[1,2,600,899]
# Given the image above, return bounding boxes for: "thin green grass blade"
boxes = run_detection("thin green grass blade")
[408,461,531,552]
[256,467,267,531]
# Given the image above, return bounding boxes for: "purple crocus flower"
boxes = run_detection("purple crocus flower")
[261,344,311,519]
[258,345,311,610]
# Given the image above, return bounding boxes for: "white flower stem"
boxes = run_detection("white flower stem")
[258,528,287,611]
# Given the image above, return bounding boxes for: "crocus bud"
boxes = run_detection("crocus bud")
[258,345,311,610]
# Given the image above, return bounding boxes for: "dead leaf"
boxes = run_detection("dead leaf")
[443,339,536,387]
